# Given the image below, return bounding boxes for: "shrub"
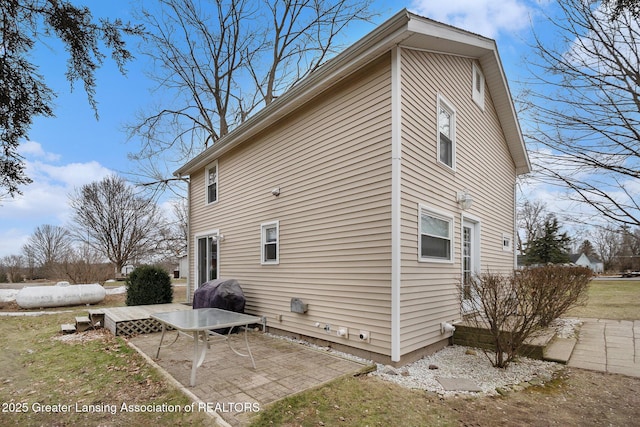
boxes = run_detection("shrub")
[517,265,591,327]
[125,265,173,306]
[462,265,591,368]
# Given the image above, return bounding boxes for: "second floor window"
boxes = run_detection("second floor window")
[206,161,218,204]
[437,96,456,169]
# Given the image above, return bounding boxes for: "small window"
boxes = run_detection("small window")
[502,233,513,252]
[206,161,218,204]
[261,221,279,264]
[419,206,453,262]
[437,96,456,169]
[472,63,485,109]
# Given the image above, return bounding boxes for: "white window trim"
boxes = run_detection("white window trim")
[502,233,513,252]
[436,94,456,171]
[461,215,481,314]
[472,62,485,110]
[261,220,280,265]
[205,160,218,205]
[194,229,220,288]
[418,204,454,263]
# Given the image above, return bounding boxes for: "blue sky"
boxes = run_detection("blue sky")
[0,0,564,258]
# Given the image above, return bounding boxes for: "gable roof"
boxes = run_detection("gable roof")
[175,9,531,177]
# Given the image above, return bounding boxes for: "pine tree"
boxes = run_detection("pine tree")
[525,215,571,264]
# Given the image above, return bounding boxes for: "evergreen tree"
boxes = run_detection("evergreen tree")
[578,239,595,257]
[1,0,141,198]
[525,215,571,264]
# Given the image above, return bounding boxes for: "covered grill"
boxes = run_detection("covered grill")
[192,279,246,333]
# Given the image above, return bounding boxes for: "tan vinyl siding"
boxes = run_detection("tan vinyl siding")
[189,55,394,356]
[398,48,517,354]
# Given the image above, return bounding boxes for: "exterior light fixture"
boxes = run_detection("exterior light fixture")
[271,187,281,196]
[457,190,473,210]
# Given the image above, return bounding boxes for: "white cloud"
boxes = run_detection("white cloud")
[34,161,113,188]
[0,149,115,258]
[18,140,61,162]
[409,0,536,38]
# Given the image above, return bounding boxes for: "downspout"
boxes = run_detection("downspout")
[391,46,402,362]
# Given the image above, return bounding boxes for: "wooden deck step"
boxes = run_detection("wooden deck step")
[75,316,92,333]
[88,309,105,328]
[61,324,76,334]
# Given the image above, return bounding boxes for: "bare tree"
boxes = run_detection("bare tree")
[522,0,640,227]
[590,226,622,271]
[22,224,72,277]
[1,254,24,283]
[69,175,164,275]
[127,0,375,189]
[517,199,547,254]
[58,244,112,284]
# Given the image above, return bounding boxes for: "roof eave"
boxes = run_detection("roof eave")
[174,9,531,177]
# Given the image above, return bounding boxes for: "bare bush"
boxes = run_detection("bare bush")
[463,265,591,368]
[57,247,113,284]
[518,265,591,327]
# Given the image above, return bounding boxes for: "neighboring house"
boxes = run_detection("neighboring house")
[174,10,530,365]
[176,254,189,279]
[121,264,135,277]
[570,253,604,273]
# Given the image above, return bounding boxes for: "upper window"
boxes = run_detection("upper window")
[261,221,279,264]
[419,205,453,262]
[437,95,456,169]
[472,63,485,109]
[206,161,218,204]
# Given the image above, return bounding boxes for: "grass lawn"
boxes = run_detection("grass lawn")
[565,278,640,320]
[0,282,213,426]
[1,278,638,426]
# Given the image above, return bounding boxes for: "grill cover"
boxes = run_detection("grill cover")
[192,279,247,335]
[193,279,246,312]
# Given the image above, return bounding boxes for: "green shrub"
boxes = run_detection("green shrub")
[125,265,173,306]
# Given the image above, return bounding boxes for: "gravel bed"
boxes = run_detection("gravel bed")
[370,345,563,397]
[269,318,581,398]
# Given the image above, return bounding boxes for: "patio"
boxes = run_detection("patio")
[128,329,374,426]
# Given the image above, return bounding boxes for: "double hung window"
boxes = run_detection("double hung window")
[419,206,453,262]
[206,161,218,204]
[437,96,456,169]
[261,221,279,264]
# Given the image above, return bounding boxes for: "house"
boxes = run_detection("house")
[174,9,530,365]
[570,253,604,273]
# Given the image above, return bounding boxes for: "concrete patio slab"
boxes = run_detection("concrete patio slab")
[543,337,577,364]
[128,330,374,426]
[568,318,639,378]
[436,377,483,392]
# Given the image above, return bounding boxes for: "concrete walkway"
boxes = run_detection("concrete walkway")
[568,319,639,378]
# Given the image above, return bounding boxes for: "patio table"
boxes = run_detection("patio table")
[151,308,262,387]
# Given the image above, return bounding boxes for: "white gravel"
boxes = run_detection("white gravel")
[370,345,563,397]
[269,319,581,398]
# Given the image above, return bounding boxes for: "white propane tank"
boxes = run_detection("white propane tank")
[15,283,106,309]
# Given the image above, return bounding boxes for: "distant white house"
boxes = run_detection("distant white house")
[121,264,135,276]
[177,255,188,279]
[570,253,604,273]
